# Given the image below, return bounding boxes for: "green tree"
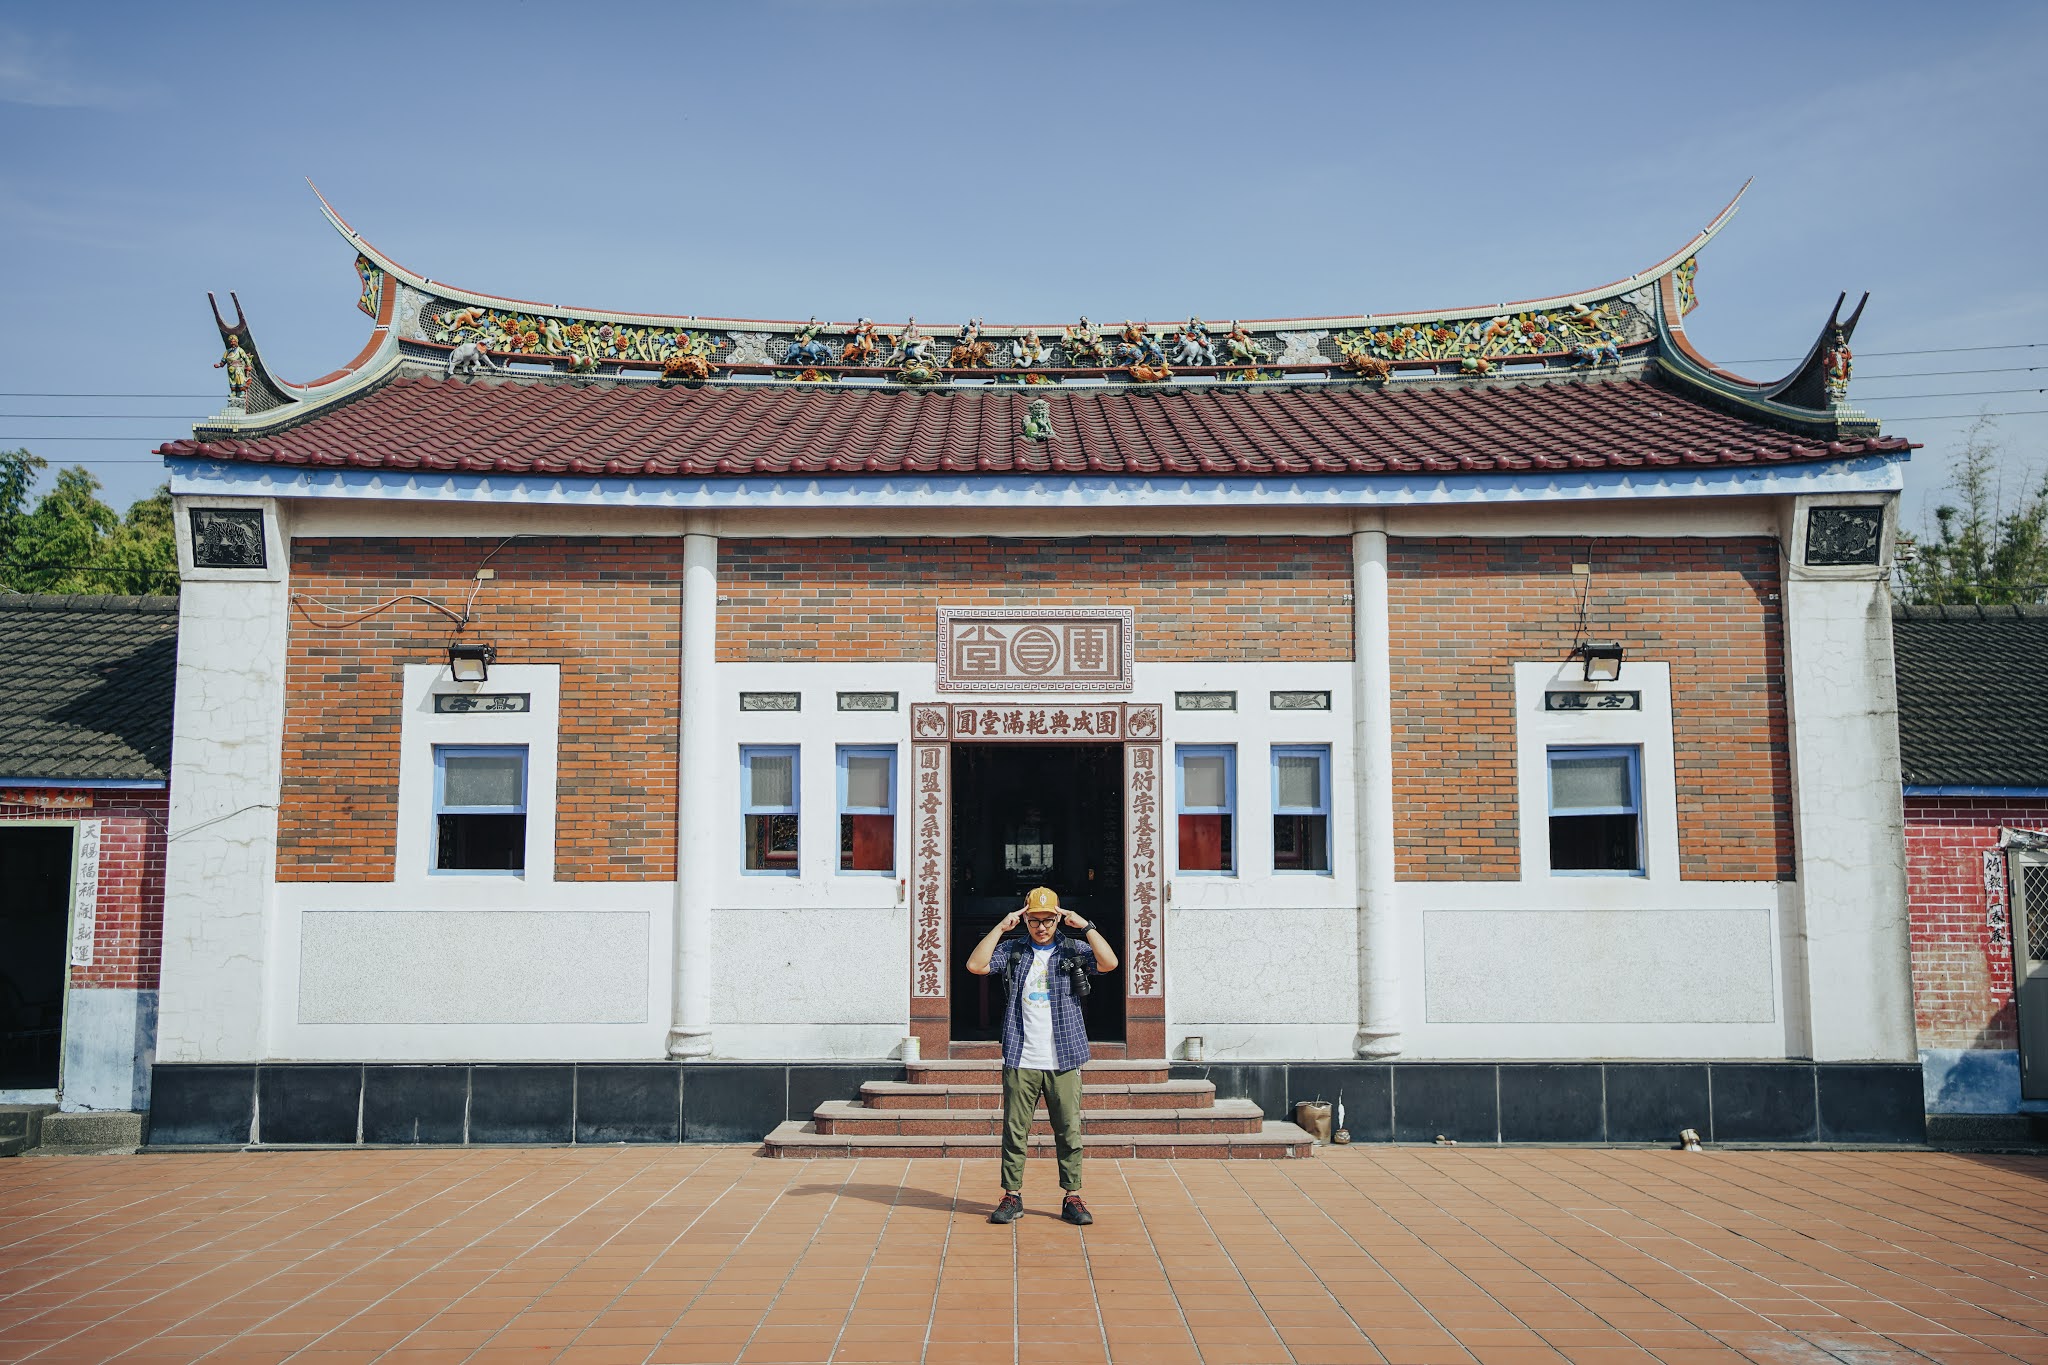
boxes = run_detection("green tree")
[1895,420,2048,605]
[0,458,179,596]
[96,484,179,596]
[0,447,46,557]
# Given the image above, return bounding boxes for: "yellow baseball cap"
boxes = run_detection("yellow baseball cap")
[1023,887,1061,916]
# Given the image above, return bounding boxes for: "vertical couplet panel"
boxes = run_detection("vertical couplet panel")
[909,704,952,1054]
[1125,712,1166,1057]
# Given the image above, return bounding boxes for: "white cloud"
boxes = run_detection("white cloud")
[0,27,134,109]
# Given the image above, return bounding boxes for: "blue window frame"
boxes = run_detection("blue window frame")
[742,746,800,874]
[837,745,897,875]
[1547,745,1643,875]
[1272,745,1332,874]
[433,745,528,874]
[1175,744,1236,875]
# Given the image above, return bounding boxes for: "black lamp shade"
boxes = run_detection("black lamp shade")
[448,642,496,683]
[1577,641,1624,682]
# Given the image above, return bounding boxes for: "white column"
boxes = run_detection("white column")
[159,498,289,1063]
[1352,515,1402,1057]
[668,519,719,1058]
[1779,494,1915,1060]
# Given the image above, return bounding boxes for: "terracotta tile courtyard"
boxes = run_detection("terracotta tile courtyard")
[3,1148,2047,1365]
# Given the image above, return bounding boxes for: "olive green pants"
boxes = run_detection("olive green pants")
[1000,1066,1084,1194]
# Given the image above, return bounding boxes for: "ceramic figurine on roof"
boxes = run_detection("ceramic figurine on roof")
[1111,320,1167,370]
[1823,329,1853,408]
[661,328,724,384]
[354,254,383,318]
[1012,329,1047,369]
[840,319,881,367]
[1222,321,1268,367]
[892,318,933,368]
[949,318,996,368]
[783,318,834,367]
[1063,317,1106,366]
[214,334,253,399]
[1171,319,1217,367]
[1022,397,1053,441]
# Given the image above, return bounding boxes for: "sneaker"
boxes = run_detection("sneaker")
[988,1193,1023,1225]
[1061,1194,1093,1226]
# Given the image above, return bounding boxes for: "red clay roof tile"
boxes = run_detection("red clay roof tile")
[158,372,1910,480]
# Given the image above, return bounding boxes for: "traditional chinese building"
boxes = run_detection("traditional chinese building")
[1,593,176,1146]
[1896,605,2048,1142]
[146,188,1927,1148]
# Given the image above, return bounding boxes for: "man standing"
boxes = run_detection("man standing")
[966,887,1118,1226]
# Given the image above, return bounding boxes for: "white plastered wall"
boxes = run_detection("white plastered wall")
[158,496,290,1062]
[1396,662,1793,1059]
[1778,492,1915,1061]
[271,664,673,1061]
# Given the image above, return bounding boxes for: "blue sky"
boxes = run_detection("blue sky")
[2,1,2041,523]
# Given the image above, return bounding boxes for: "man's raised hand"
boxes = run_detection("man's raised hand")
[996,910,1024,933]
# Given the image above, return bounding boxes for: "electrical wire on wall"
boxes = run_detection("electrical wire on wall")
[287,534,527,655]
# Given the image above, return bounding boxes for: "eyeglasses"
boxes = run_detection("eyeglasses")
[1024,917,1059,927]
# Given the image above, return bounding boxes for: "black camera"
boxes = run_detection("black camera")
[1062,952,1091,998]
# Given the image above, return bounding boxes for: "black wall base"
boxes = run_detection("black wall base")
[146,1059,1928,1147]
[1177,1060,1927,1146]
[148,1062,900,1147]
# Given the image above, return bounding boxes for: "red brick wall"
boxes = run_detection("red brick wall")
[718,537,1352,662]
[1389,537,1793,882]
[280,538,680,881]
[0,788,166,991]
[1905,796,2040,1050]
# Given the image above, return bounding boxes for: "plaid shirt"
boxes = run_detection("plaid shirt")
[988,935,1099,1072]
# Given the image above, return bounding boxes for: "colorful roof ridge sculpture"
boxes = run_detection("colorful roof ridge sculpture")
[161,179,1905,478]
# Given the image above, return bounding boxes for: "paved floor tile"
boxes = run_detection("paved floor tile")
[4,1150,2048,1363]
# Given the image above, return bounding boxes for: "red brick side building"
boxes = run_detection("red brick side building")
[0,595,176,1116]
[1895,606,2048,1137]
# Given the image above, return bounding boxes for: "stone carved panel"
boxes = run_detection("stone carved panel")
[1804,505,1886,567]
[936,608,1133,693]
[1125,744,1163,997]
[189,507,267,569]
[910,742,950,1000]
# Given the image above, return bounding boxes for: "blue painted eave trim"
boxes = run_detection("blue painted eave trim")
[0,777,167,790]
[168,452,1907,509]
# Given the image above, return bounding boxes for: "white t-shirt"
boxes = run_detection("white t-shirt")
[1017,944,1058,1070]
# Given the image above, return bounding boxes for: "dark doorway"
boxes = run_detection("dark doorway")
[950,743,1125,1044]
[0,826,73,1090]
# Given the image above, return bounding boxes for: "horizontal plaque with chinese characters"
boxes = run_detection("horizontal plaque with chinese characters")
[1,788,93,809]
[935,608,1133,693]
[434,693,531,714]
[1545,690,1640,711]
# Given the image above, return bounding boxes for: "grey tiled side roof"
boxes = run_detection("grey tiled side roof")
[0,593,178,783]
[1893,603,2048,788]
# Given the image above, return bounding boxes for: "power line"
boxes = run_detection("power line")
[0,414,209,420]
[1879,409,2048,422]
[1866,388,2046,401]
[0,393,218,399]
[1724,342,2046,365]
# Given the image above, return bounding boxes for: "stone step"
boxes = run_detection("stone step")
[36,1111,143,1153]
[814,1098,1262,1138]
[862,1079,1215,1112]
[0,1135,25,1159]
[905,1059,1170,1087]
[762,1119,1315,1160]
